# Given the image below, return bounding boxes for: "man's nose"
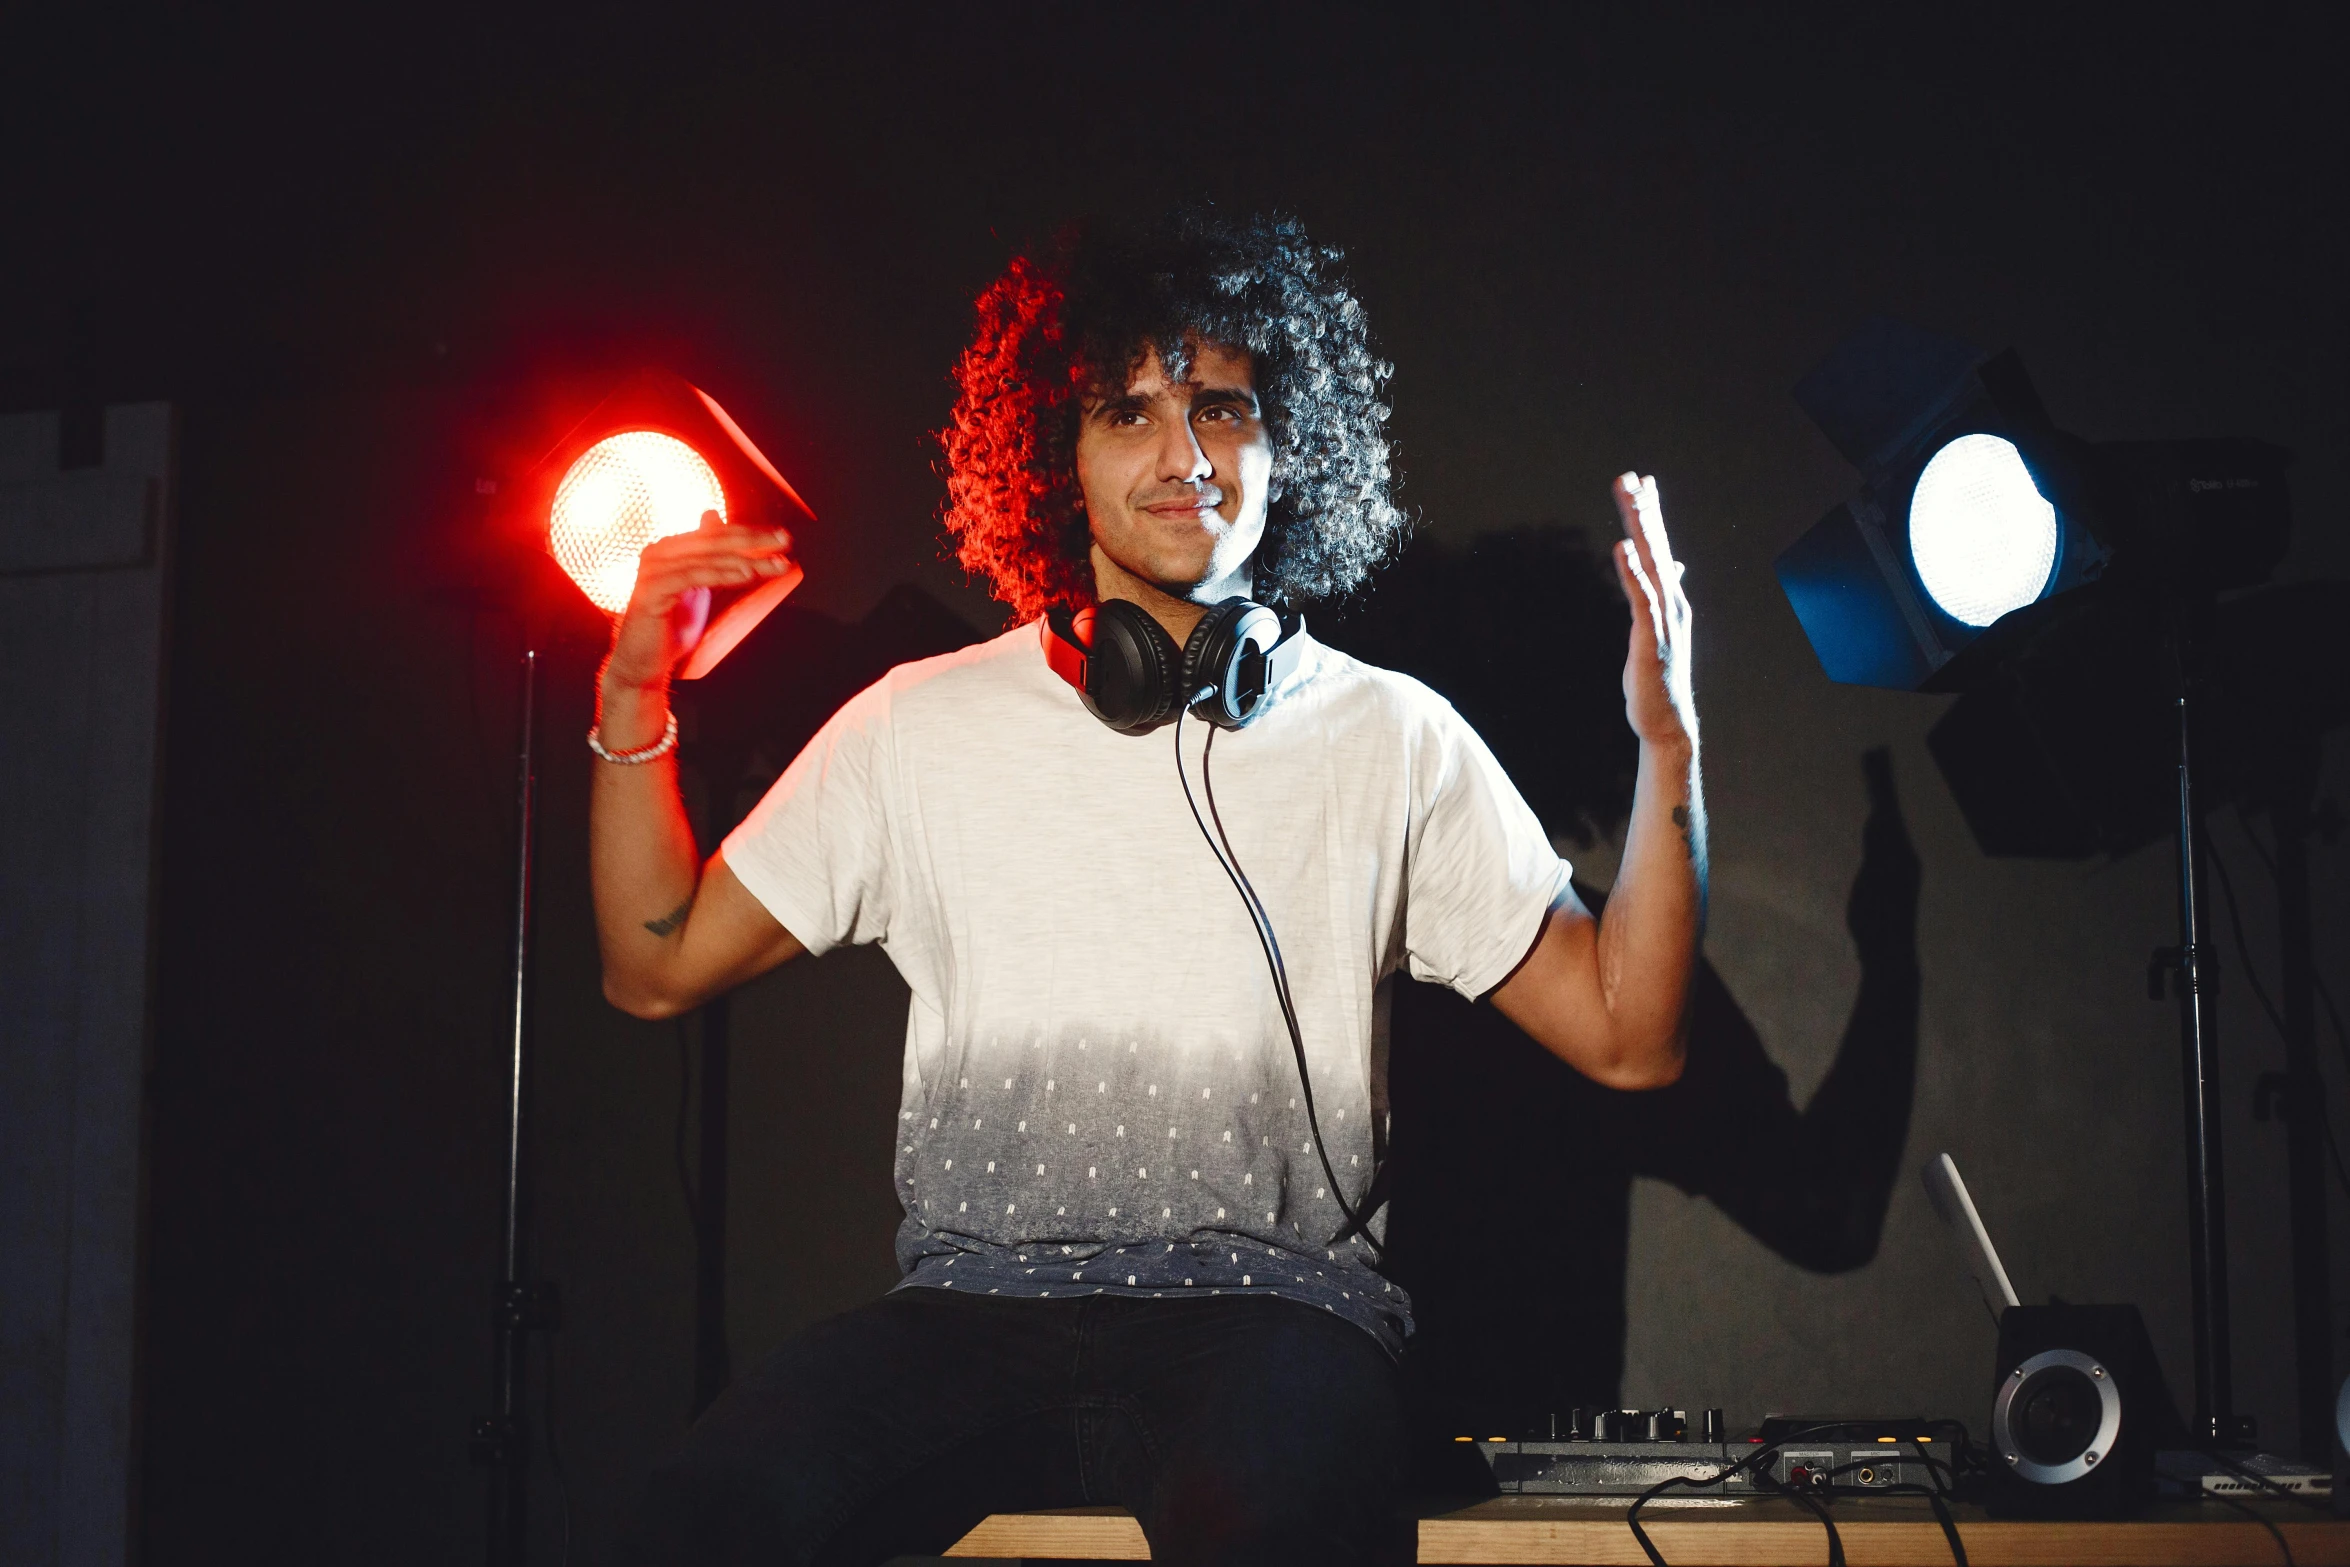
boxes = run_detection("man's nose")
[1156,415,1212,484]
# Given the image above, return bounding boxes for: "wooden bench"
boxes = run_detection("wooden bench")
[947,1495,2350,1564]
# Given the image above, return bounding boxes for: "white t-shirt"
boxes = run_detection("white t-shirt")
[721,618,1570,1350]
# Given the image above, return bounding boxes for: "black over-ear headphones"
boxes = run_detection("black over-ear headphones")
[1042,597,1305,733]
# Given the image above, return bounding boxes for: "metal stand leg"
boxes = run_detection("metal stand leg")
[2151,669,2245,1447]
[471,649,559,1564]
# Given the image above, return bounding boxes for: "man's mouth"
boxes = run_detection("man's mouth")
[1141,491,1223,519]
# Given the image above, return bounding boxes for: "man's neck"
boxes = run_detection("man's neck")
[1089,546,1254,648]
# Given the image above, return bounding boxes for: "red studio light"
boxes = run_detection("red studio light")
[529,369,813,678]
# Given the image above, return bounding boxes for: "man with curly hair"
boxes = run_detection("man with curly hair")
[599,210,1705,1565]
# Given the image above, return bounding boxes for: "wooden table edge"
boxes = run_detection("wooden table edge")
[946,1506,2350,1564]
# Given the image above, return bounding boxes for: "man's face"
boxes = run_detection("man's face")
[1075,340,1272,604]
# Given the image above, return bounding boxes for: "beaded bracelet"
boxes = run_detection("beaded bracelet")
[586,710,679,765]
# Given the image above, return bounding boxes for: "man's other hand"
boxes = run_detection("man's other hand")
[1610,473,1695,749]
[1488,471,1705,1091]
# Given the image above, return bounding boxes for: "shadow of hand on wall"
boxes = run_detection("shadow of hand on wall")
[1380,748,1922,1459]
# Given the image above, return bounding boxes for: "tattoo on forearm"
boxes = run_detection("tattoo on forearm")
[643,897,692,938]
[1672,804,1696,862]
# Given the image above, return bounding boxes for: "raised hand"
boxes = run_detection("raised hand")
[588,507,808,1014]
[1610,472,1696,749]
[603,509,798,694]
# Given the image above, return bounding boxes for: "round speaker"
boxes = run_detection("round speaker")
[1993,1347,2124,1487]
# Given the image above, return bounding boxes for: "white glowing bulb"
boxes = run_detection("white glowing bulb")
[1908,433,2059,628]
[548,431,727,615]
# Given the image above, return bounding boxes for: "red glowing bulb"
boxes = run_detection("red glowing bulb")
[547,430,728,615]
[525,372,811,678]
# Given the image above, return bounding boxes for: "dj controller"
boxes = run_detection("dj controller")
[1463,1412,1957,1497]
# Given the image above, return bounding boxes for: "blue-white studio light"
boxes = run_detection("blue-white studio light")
[1907,433,2060,628]
[1780,318,2287,697]
[1774,319,2107,692]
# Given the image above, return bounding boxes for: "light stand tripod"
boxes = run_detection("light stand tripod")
[2145,587,2350,1453]
[2148,616,2245,1446]
[470,647,561,1565]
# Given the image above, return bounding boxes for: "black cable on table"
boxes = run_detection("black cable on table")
[1627,1423,1985,1567]
[1625,1442,1779,1567]
[1819,1461,1965,1567]
[1627,1429,1843,1567]
[2207,1488,2297,1567]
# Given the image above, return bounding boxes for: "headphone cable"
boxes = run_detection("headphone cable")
[1200,725,1380,1250]
[1173,705,1380,1257]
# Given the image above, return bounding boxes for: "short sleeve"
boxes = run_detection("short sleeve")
[1401,701,1572,1000]
[719,676,897,956]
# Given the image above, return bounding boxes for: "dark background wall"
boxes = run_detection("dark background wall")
[7,5,2347,1561]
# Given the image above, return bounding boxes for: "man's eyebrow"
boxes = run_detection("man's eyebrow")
[1084,390,1152,419]
[1190,383,1260,411]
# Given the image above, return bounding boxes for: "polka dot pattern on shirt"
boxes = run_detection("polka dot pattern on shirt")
[887,1028,1408,1352]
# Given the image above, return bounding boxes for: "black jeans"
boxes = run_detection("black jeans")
[632,1287,1411,1566]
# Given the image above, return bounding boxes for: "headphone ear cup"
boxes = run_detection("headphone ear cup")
[1084,599,1184,733]
[1182,598,1284,729]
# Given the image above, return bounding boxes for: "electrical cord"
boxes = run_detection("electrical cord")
[2194,1444,2316,1567]
[2207,1488,2297,1567]
[2183,1443,2328,1567]
[1627,1434,1845,1567]
[1822,1471,1968,1567]
[1624,1439,1771,1567]
[1172,707,1379,1257]
[1626,1426,1825,1566]
[1626,1422,1979,1567]
[1818,1450,1969,1567]
[1757,1468,1848,1567]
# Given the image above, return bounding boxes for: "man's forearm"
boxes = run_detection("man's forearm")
[1596,731,1707,1066]
[589,674,704,1011]
[1488,470,1701,1088]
